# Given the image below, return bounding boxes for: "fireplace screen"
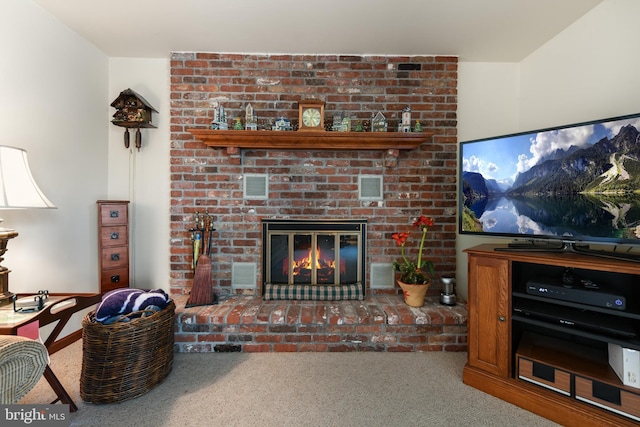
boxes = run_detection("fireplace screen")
[263,219,366,287]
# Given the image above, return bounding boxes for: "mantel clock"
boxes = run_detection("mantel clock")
[298,100,325,132]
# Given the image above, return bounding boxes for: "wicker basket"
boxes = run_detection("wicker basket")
[80,300,175,403]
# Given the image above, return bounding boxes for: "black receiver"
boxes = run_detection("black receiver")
[526,279,626,311]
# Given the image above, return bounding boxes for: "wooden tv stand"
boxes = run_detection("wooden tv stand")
[463,244,640,426]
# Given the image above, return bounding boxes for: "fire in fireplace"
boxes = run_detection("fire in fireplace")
[262,219,366,293]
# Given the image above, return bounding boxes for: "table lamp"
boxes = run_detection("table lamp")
[0,145,56,305]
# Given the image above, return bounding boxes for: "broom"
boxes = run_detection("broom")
[186,216,217,307]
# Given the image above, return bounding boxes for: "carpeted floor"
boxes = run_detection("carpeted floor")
[20,341,559,426]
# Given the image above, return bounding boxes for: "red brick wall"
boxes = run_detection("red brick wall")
[169,53,458,298]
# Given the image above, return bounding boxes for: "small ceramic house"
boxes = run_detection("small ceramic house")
[371,111,387,132]
[245,103,257,130]
[399,105,411,133]
[211,105,228,130]
[273,117,292,131]
[332,113,344,131]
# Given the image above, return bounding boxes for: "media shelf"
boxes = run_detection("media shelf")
[511,260,640,350]
[464,244,640,426]
[512,312,640,351]
[512,292,640,320]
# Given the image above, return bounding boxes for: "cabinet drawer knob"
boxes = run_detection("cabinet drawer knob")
[111,253,120,261]
[110,275,120,283]
[498,316,506,322]
[110,232,119,239]
[110,210,119,218]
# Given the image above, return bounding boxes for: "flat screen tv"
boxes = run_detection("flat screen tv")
[459,112,640,261]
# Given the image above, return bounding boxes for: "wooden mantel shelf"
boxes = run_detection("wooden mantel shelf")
[187,129,432,151]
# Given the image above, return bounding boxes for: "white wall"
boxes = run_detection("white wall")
[455,0,640,299]
[456,62,520,299]
[1,2,171,303]
[0,0,108,295]
[519,0,640,128]
[108,58,171,291]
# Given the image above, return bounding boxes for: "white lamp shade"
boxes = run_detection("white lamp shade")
[0,146,55,208]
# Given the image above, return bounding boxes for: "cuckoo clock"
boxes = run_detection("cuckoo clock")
[110,88,158,151]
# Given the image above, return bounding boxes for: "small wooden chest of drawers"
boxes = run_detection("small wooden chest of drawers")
[97,200,130,293]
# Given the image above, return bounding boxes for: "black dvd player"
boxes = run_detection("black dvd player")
[513,298,636,339]
[526,279,626,310]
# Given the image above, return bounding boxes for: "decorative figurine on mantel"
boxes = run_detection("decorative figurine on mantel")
[210,105,228,130]
[330,112,351,132]
[414,120,423,132]
[332,113,344,132]
[233,118,243,130]
[371,111,387,132]
[273,117,292,131]
[245,103,257,130]
[342,116,352,132]
[398,105,411,133]
[110,88,158,151]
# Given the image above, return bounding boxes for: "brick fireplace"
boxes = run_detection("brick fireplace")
[169,52,466,352]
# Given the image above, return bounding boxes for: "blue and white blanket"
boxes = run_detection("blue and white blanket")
[95,288,171,324]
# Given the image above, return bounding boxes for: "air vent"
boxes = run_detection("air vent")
[370,263,394,289]
[359,175,383,200]
[232,262,257,289]
[244,174,268,199]
[398,63,421,71]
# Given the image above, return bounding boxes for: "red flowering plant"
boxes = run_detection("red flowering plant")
[391,215,436,284]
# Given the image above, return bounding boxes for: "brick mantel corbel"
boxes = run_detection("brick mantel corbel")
[385,148,400,168]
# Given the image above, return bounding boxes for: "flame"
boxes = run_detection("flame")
[292,247,335,276]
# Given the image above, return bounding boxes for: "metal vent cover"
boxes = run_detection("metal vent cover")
[369,262,394,289]
[359,175,383,200]
[232,262,257,289]
[244,174,268,199]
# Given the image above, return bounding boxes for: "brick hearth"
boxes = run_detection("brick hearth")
[174,295,467,352]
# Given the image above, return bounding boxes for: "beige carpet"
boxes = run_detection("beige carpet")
[20,341,559,427]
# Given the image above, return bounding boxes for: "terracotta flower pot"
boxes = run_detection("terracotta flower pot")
[397,280,430,307]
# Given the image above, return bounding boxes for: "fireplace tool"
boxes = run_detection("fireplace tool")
[186,211,217,307]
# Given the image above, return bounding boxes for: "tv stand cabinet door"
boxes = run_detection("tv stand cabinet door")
[467,254,510,377]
